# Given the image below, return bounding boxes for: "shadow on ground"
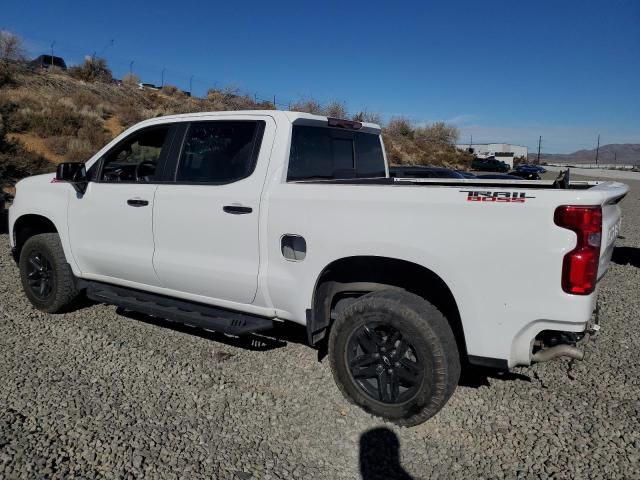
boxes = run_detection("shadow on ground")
[612,246,640,268]
[0,210,7,235]
[360,427,413,480]
[115,307,308,352]
[459,363,531,388]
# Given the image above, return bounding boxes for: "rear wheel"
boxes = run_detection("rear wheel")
[19,233,80,313]
[329,289,460,426]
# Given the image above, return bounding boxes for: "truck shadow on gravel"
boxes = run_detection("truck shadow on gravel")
[115,308,308,352]
[612,246,640,268]
[115,308,533,387]
[360,427,413,480]
[458,364,531,388]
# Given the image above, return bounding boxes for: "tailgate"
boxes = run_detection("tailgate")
[592,182,629,279]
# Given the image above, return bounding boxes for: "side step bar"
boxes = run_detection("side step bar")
[83,281,274,336]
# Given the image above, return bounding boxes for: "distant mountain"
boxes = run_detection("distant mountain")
[539,144,640,165]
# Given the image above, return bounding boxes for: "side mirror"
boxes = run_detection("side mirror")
[56,162,88,194]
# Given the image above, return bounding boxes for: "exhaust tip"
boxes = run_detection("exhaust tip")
[531,344,584,363]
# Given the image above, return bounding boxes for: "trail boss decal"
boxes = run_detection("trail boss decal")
[460,190,535,203]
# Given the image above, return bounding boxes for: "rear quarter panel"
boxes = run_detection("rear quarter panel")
[265,182,612,364]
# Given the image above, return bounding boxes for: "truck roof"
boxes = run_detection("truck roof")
[132,110,382,133]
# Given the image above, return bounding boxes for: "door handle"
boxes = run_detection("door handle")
[127,198,149,207]
[223,205,253,215]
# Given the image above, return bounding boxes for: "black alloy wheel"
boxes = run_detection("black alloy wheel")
[26,250,55,299]
[347,322,424,405]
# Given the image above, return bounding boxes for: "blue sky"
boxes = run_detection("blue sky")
[2,0,639,153]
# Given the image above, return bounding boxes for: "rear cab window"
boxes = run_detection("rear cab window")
[287,124,386,181]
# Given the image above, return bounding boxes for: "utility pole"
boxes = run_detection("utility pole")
[50,41,56,67]
[129,61,134,75]
[161,68,165,87]
[537,135,542,164]
[595,134,600,166]
[189,75,194,96]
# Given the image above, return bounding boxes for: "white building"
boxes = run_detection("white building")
[456,143,528,168]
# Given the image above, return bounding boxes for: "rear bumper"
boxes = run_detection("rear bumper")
[514,302,600,367]
[469,304,600,370]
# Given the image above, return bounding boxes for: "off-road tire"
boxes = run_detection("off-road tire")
[329,289,460,426]
[19,233,80,313]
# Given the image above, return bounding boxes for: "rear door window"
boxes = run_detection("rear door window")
[176,121,265,184]
[288,126,385,181]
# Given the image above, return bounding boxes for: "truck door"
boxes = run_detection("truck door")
[68,124,176,286]
[152,116,275,305]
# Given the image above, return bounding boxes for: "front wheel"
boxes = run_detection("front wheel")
[19,233,81,313]
[329,289,460,426]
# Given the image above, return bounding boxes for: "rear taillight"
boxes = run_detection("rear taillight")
[554,205,602,295]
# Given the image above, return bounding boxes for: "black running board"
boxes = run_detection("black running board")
[83,281,274,335]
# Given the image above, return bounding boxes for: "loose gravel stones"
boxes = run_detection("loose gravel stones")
[1,175,639,479]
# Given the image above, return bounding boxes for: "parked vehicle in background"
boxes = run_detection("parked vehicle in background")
[471,157,510,172]
[389,166,464,179]
[30,55,67,70]
[8,110,629,426]
[476,173,526,180]
[517,164,547,174]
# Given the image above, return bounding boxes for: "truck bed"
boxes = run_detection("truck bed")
[295,177,599,190]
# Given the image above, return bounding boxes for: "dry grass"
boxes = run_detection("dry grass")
[0,67,472,179]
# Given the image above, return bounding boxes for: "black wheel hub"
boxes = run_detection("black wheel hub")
[26,251,54,299]
[346,323,423,404]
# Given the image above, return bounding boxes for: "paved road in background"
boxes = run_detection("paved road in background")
[545,165,640,181]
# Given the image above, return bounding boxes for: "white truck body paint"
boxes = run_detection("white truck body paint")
[9,110,629,367]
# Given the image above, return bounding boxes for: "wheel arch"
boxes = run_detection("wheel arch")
[308,255,467,358]
[12,214,60,262]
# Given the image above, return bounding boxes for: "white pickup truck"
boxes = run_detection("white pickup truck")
[8,111,629,425]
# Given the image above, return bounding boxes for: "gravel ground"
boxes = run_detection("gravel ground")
[1,176,639,479]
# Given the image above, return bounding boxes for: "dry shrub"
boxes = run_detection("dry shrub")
[0,114,52,179]
[161,84,179,96]
[290,99,323,115]
[69,57,112,83]
[324,100,348,118]
[66,137,95,161]
[123,73,140,87]
[387,117,415,138]
[116,104,144,127]
[255,100,275,110]
[352,111,382,124]
[44,136,71,155]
